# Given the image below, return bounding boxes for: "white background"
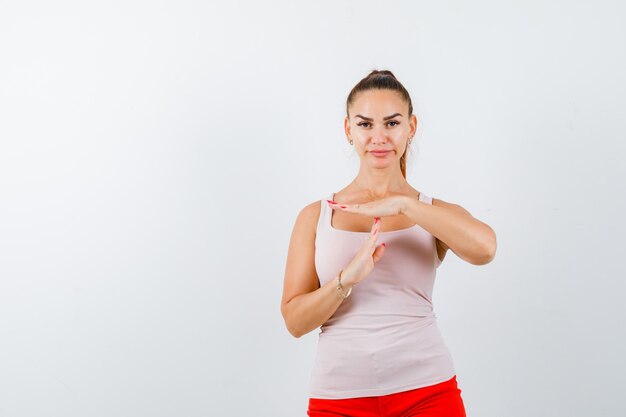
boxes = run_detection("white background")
[1,1,625,416]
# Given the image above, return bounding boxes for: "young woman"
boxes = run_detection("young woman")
[281,69,496,417]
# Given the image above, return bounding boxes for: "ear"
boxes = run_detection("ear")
[344,116,351,140]
[409,114,418,137]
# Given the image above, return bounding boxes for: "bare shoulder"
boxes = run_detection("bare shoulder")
[298,199,322,226]
[290,200,322,243]
[288,199,322,256]
[280,199,322,313]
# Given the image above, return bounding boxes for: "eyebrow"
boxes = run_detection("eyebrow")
[354,113,403,121]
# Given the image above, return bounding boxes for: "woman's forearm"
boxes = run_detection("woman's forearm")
[282,274,347,338]
[399,196,496,265]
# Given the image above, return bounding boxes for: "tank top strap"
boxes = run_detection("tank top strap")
[317,193,335,231]
[324,193,334,224]
[419,191,433,205]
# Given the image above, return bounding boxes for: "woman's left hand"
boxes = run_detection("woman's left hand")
[326,195,406,218]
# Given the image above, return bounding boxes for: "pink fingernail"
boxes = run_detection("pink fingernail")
[340,205,347,209]
[375,217,380,224]
[327,200,337,204]
[382,243,386,247]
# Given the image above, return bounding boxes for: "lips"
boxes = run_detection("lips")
[370,150,391,156]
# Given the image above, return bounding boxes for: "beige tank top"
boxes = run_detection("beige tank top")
[309,191,456,399]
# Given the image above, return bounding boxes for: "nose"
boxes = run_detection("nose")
[371,125,388,143]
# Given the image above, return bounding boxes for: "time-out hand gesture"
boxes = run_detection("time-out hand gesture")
[326,195,405,218]
[334,216,386,288]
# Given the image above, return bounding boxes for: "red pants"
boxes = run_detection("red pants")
[307,375,466,417]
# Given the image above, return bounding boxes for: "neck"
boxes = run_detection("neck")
[352,165,407,199]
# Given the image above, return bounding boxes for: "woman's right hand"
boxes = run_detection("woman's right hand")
[340,217,387,288]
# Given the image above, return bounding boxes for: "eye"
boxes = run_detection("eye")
[387,121,399,127]
[357,122,370,128]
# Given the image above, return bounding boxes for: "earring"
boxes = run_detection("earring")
[349,139,353,145]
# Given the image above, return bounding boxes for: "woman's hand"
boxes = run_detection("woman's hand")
[326,195,406,218]
[339,217,386,288]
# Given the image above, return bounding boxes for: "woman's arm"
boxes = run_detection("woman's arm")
[399,196,497,265]
[282,274,346,338]
[281,202,346,338]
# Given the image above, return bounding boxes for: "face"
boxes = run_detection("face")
[344,89,417,169]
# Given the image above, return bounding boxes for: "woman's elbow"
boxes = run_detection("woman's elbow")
[477,231,497,265]
[284,319,304,338]
[281,303,304,338]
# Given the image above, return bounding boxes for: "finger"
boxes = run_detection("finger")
[369,217,380,239]
[372,243,386,263]
[365,217,380,251]
[327,200,351,209]
[326,201,341,210]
